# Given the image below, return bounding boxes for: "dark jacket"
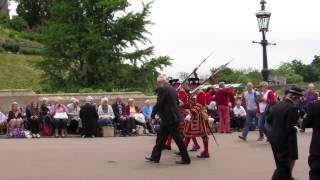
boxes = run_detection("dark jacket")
[304,100,320,156]
[80,103,98,136]
[268,99,299,145]
[112,102,126,120]
[151,84,181,126]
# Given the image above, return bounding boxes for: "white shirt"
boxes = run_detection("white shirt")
[98,105,115,119]
[233,106,247,117]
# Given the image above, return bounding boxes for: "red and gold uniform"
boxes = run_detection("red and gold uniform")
[184,78,211,158]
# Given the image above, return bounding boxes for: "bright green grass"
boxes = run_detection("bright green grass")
[0,53,42,90]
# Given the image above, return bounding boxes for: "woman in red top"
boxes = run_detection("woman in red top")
[125,98,144,134]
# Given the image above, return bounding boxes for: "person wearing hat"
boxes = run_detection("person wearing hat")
[303,96,320,180]
[184,77,211,158]
[267,86,304,180]
[164,79,200,152]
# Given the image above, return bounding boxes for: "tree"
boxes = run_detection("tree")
[288,59,320,82]
[271,63,303,84]
[16,0,52,29]
[38,0,171,92]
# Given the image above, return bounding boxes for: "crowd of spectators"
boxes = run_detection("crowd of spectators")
[0,96,156,138]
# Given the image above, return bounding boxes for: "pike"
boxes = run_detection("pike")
[180,52,214,85]
[189,58,234,147]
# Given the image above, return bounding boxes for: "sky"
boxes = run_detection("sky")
[9,0,320,78]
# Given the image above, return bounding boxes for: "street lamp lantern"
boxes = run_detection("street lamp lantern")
[253,0,275,82]
[256,0,271,32]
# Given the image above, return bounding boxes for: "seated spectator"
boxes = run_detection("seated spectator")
[7,102,23,136]
[112,96,132,136]
[80,96,99,138]
[26,101,41,138]
[233,99,247,131]
[126,98,147,134]
[0,111,7,134]
[67,97,81,134]
[97,97,114,127]
[51,97,68,137]
[140,99,155,134]
[40,97,52,127]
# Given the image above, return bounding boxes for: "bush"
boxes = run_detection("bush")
[0,13,9,26]
[78,88,105,93]
[0,46,5,53]
[7,16,28,31]
[1,40,20,53]
[20,47,43,55]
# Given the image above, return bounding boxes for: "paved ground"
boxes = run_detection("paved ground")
[0,131,312,180]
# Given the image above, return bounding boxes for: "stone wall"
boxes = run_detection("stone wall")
[0,89,156,112]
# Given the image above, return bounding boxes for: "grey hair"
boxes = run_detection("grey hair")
[85,96,94,103]
[157,74,168,82]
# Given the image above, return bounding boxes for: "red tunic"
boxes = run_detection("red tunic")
[184,89,211,137]
[177,88,188,133]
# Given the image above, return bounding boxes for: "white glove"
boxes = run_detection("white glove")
[178,100,184,107]
[185,114,192,121]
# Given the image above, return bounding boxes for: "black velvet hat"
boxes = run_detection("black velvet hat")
[188,77,200,85]
[288,86,304,96]
[169,79,180,86]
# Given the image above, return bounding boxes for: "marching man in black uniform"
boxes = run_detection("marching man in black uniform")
[145,75,191,165]
[267,86,304,180]
[304,99,320,180]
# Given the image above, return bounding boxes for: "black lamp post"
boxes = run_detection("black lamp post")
[253,0,276,82]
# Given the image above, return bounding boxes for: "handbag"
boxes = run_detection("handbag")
[12,128,25,138]
[53,112,68,119]
[42,125,50,136]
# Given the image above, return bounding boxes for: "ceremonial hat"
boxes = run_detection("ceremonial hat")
[169,79,180,86]
[288,86,304,96]
[188,77,200,85]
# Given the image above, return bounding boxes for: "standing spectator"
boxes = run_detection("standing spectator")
[67,97,81,134]
[141,99,155,134]
[97,97,114,127]
[233,99,246,131]
[215,82,235,133]
[257,81,276,141]
[112,96,132,136]
[304,99,320,180]
[0,111,7,134]
[301,83,318,132]
[80,96,99,138]
[268,86,303,180]
[26,101,41,138]
[7,102,23,136]
[51,97,68,137]
[239,82,259,141]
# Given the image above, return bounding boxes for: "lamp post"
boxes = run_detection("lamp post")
[253,0,276,82]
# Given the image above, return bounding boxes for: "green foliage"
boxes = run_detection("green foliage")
[19,47,43,55]
[7,16,28,31]
[16,0,52,29]
[38,0,171,92]
[287,59,320,82]
[271,63,303,84]
[1,39,20,53]
[0,13,9,25]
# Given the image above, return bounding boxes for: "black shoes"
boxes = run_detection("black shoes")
[145,157,159,163]
[189,145,200,152]
[238,135,247,141]
[197,152,210,158]
[176,160,191,165]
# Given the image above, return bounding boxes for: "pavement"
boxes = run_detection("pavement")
[0,131,312,180]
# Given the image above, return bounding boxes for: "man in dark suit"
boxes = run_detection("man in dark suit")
[80,96,99,138]
[267,86,303,180]
[145,75,190,165]
[304,100,320,180]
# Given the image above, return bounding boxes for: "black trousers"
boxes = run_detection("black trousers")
[29,119,41,134]
[119,118,135,135]
[68,120,79,134]
[309,155,320,180]
[151,122,190,162]
[271,143,293,180]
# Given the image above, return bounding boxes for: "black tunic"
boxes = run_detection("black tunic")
[304,100,320,179]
